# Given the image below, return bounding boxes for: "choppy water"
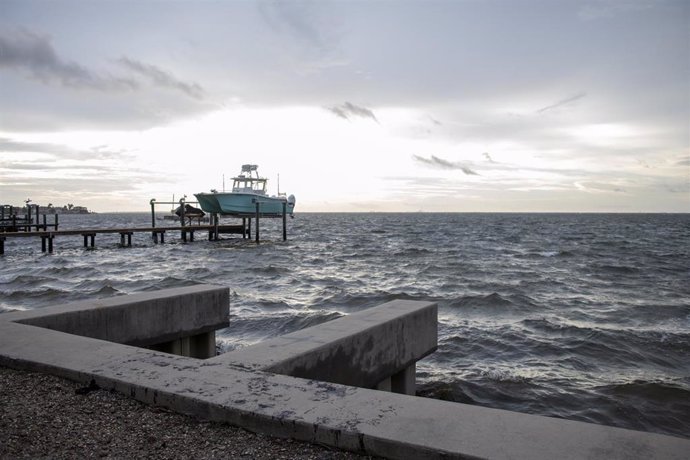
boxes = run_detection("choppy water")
[1,212,689,438]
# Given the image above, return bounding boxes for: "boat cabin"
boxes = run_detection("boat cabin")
[232,164,267,195]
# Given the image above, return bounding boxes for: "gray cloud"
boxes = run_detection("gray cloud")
[575,181,627,193]
[260,2,327,51]
[429,116,442,126]
[327,102,378,122]
[536,92,587,114]
[0,138,133,161]
[0,29,137,91]
[1,161,115,172]
[0,29,209,132]
[0,175,154,195]
[674,156,690,167]
[413,155,479,175]
[482,152,496,163]
[117,57,204,100]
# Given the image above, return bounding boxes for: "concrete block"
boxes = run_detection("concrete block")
[218,299,437,389]
[5,284,228,347]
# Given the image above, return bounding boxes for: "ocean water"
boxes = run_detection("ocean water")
[1,212,689,438]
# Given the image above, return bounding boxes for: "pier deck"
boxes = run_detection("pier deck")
[0,224,246,254]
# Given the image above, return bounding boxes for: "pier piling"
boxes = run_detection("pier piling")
[82,233,96,248]
[120,232,133,247]
[40,235,54,253]
[282,202,287,241]
[255,202,260,244]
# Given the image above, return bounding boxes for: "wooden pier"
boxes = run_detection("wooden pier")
[1,204,59,233]
[1,197,291,255]
[0,224,247,254]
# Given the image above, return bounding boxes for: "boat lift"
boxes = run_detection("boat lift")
[149,196,287,244]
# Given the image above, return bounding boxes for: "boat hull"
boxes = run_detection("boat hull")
[194,192,295,217]
[194,193,222,214]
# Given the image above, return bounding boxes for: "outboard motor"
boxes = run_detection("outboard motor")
[287,195,296,217]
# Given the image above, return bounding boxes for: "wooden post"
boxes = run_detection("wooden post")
[150,198,158,243]
[179,198,186,241]
[255,201,260,244]
[41,235,54,253]
[0,236,4,255]
[54,213,59,231]
[208,213,217,241]
[120,232,132,248]
[42,214,47,231]
[282,202,287,241]
[152,230,165,244]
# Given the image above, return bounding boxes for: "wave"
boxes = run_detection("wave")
[591,264,640,275]
[0,275,53,288]
[446,292,539,314]
[3,287,70,303]
[220,309,344,347]
[514,249,576,259]
[596,379,690,402]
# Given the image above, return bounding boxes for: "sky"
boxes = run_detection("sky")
[1,0,688,213]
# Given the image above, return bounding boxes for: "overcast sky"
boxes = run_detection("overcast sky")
[1,0,688,212]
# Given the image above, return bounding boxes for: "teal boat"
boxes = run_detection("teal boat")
[195,165,296,217]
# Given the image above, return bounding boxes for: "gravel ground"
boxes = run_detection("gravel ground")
[0,366,376,459]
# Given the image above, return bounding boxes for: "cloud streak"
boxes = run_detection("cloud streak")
[117,57,204,100]
[0,29,137,91]
[0,29,205,101]
[327,102,378,122]
[536,92,587,114]
[0,138,131,161]
[413,154,479,175]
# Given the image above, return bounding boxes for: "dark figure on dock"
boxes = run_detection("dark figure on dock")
[175,204,205,218]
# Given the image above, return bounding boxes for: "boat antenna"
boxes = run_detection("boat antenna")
[277,173,280,196]
[223,174,225,192]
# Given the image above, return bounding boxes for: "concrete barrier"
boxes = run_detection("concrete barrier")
[1,285,688,459]
[4,284,228,358]
[218,299,437,394]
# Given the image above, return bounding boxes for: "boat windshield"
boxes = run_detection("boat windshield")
[232,177,267,194]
